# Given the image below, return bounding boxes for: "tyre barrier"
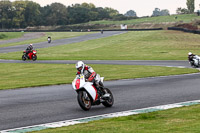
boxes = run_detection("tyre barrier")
[0,28,163,32]
[168,27,200,34]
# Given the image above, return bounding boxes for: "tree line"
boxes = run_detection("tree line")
[0,0,129,29]
[0,0,196,29]
[176,0,195,14]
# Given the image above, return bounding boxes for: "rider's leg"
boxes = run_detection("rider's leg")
[26,50,29,58]
[95,80,110,98]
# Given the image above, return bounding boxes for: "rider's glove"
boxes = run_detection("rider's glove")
[76,71,81,75]
[88,72,96,82]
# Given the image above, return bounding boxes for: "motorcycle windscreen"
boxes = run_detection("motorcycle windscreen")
[33,50,37,54]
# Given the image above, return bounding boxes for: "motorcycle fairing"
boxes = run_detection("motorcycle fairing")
[82,83,97,101]
[28,53,32,59]
[27,50,37,59]
[72,75,98,101]
[193,55,200,66]
[75,79,80,89]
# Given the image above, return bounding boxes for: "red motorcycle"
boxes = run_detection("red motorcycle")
[22,50,37,61]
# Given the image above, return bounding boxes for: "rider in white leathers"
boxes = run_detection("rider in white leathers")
[75,61,103,88]
[188,52,195,66]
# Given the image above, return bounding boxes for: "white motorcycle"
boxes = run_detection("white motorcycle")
[72,74,114,111]
[190,55,200,68]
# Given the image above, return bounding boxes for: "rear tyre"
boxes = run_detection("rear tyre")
[32,55,37,61]
[102,88,114,107]
[77,90,91,111]
[22,55,26,61]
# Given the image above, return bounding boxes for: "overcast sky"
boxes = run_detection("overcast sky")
[11,0,200,16]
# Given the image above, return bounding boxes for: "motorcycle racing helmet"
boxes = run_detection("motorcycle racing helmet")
[188,52,192,56]
[76,61,85,73]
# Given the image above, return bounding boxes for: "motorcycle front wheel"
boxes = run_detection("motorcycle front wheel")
[32,55,37,61]
[77,90,91,111]
[102,88,114,107]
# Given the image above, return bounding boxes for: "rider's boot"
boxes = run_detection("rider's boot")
[96,82,110,98]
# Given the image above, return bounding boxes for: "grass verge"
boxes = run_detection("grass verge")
[0,63,198,90]
[0,32,93,48]
[87,14,200,25]
[31,104,200,133]
[0,30,200,60]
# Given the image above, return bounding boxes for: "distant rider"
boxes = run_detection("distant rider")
[26,43,33,57]
[101,29,103,34]
[47,36,51,43]
[188,52,195,66]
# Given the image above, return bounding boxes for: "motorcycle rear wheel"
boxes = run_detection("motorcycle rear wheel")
[77,90,91,111]
[102,88,114,107]
[22,55,26,61]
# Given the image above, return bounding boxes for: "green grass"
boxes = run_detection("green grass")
[0,32,93,48]
[1,30,200,60]
[87,14,200,25]
[31,104,200,133]
[0,32,24,40]
[0,63,198,90]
